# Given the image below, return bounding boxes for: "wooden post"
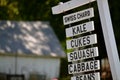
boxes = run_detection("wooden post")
[96,0,120,80]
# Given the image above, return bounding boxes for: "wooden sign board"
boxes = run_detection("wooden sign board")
[68,60,100,74]
[67,47,99,62]
[52,0,95,14]
[52,0,120,80]
[66,21,95,37]
[63,8,94,25]
[66,34,97,49]
[71,72,100,80]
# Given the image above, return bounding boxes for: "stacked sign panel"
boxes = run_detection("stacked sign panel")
[64,7,100,80]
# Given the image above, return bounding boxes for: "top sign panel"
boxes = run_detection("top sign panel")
[52,0,95,14]
[63,8,94,25]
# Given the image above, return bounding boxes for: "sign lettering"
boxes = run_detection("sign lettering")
[63,8,94,25]
[68,60,100,74]
[71,72,100,80]
[66,21,94,37]
[67,47,99,62]
[66,34,97,49]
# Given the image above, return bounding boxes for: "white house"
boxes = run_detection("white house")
[0,21,66,80]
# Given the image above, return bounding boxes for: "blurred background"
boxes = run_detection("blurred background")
[0,0,120,80]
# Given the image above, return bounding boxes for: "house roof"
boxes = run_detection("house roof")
[0,21,66,57]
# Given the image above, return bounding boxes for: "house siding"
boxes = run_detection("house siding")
[0,56,60,80]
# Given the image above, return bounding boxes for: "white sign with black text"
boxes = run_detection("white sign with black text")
[67,47,99,62]
[68,60,100,74]
[66,21,94,37]
[63,8,94,25]
[52,0,120,80]
[66,34,97,49]
[71,72,100,80]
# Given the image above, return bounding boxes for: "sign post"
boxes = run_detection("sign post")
[96,0,120,80]
[52,0,120,80]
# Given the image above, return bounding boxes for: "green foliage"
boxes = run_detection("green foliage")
[0,0,59,20]
[0,0,19,19]
[0,0,7,6]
